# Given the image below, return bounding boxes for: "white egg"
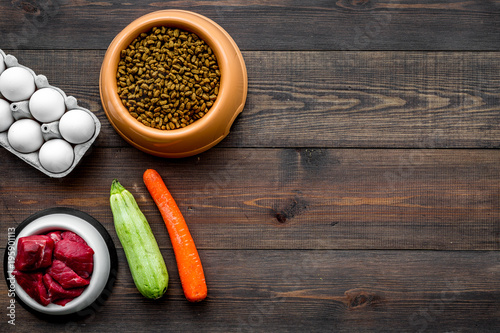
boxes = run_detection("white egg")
[0,54,5,75]
[59,109,95,144]
[29,88,66,123]
[0,98,14,132]
[0,67,36,102]
[7,119,44,153]
[38,139,74,173]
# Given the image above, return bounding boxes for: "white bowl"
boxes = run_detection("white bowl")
[4,208,117,317]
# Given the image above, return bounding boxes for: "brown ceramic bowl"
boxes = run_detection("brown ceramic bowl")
[100,10,247,158]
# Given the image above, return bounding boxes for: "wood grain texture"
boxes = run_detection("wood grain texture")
[2,49,499,148]
[0,0,499,51]
[1,147,498,250]
[1,250,499,332]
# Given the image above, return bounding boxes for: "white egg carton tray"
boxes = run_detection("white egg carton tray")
[0,49,101,178]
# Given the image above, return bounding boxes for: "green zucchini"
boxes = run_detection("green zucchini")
[110,179,168,299]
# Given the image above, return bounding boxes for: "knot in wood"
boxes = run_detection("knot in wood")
[344,289,381,309]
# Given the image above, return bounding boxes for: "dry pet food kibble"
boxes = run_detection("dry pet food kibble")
[117,26,221,130]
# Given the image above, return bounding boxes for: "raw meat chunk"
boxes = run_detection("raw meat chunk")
[61,231,87,244]
[54,239,94,278]
[46,260,90,288]
[15,235,54,271]
[12,270,51,306]
[53,298,75,306]
[46,231,63,243]
[42,274,85,305]
[13,230,94,307]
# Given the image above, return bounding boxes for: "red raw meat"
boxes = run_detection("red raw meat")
[15,235,54,271]
[42,274,85,305]
[12,270,51,306]
[14,230,94,307]
[46,231,63,243]
[53,298,75,306]
[54,239,94,279]
[61,231,87,244]
[46,260,90,289]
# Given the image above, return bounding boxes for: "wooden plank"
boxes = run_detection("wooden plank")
[1,147,498,250]
[1,250,499,331]
[236,51,500,148]
[1,1,499,51]
[2,50,499,149]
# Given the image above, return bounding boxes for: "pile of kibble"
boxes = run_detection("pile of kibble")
[117,26,220,130]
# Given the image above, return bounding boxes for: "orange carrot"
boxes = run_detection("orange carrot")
[143,169,207,302]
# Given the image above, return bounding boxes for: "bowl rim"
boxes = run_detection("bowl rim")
[100,9,247,157]
[3,207,118,320]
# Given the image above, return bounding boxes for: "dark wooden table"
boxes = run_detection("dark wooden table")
[1,1,499,332]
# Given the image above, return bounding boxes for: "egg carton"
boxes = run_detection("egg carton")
[0,49,101,178]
